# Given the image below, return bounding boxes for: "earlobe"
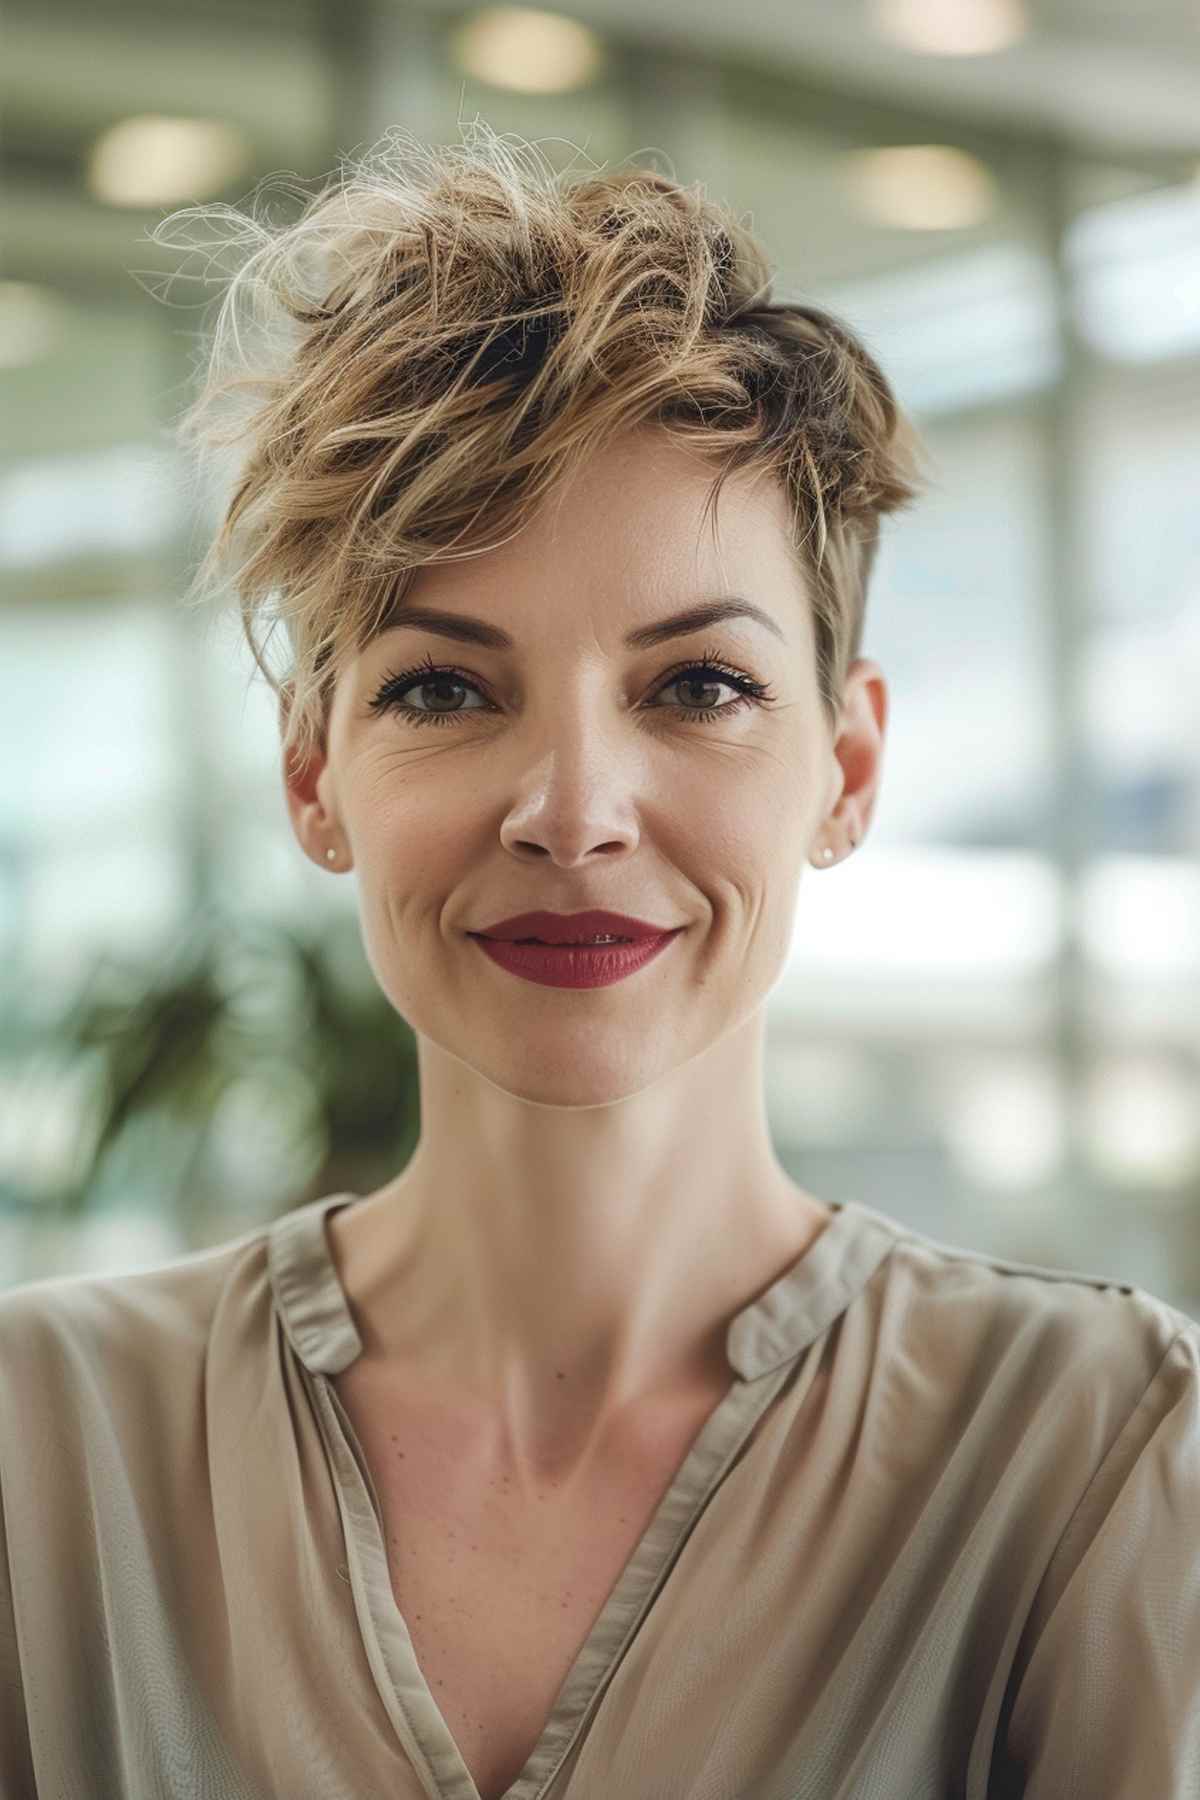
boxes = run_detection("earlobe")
[280,745,344,874]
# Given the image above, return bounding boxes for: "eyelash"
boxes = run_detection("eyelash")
[365,645,778,731]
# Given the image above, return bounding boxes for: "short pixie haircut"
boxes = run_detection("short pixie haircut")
[156,121,926,774]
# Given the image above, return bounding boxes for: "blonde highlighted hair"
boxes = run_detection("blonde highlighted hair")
[154,121,926,772]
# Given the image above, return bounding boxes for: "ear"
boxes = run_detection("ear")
[826,658,888,844]
[278,682,340,871]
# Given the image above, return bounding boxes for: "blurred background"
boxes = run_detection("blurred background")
[3,0,1199,1309]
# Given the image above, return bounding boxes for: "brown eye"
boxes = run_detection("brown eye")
[366,647,777,730]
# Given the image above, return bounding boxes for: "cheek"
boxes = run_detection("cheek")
[346,789,473,953]
[691,788,794,871]
[345,771,452,861]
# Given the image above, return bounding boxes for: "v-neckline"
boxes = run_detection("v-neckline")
[267,1190,900,1800]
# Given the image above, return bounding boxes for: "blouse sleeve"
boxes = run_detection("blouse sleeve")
[995,1322,1200,1798]
[0,1457,38,1797]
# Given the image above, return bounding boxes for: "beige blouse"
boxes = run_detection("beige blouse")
[1,1189,1198,1799]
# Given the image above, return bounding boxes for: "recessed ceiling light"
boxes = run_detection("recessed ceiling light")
[869,0,1028,57]
[449,6,607,94]
[844,146,997,231]
[87,116,252,209]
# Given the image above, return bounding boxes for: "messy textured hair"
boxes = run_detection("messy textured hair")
[154,121,926,774]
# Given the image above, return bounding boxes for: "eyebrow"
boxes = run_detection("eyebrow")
[374,596,788,653]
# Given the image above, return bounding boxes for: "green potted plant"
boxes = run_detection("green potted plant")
[4,903,421,1276]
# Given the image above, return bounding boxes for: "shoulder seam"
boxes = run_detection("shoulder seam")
[879,1221,1140,1298]
[0,1214,276,1320]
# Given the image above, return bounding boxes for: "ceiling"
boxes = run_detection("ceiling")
[541,0,1200,155]
[3,0,1198,304]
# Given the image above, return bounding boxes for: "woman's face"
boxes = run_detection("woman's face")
[288,426,860,1106]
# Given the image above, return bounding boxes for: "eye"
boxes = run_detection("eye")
[366,646,778,730]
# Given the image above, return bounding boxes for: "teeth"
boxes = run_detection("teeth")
[518,934,632,945]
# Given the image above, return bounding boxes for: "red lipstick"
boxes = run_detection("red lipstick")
[469,929,683,989]
[471,909,678,944]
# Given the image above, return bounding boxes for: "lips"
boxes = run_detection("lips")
[471,909,680,944]
[471,927,682,987]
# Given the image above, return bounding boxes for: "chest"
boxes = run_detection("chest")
[331,1364,730,1800]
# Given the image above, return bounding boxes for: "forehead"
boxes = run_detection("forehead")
[387,429,802,624]
[519,429,788,560]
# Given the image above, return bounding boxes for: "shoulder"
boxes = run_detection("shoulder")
[0,1213,278,1424]
[854,1201,1198,1442]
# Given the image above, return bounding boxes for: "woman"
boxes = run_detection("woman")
[2,123,1197,1800]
